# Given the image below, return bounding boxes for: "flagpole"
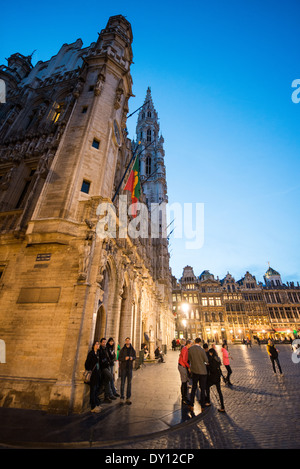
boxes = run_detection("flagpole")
[112,139,155,202]
[141,167,158,185]
[112,144,139,202]
[112,98,151,201]
[126,100,150,119]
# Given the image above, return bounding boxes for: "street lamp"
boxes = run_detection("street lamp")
[181,302,189,340]
[182,319,187,340]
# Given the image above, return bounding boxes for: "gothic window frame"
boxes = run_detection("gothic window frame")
[15,167,37,209]
[145,155,151,176]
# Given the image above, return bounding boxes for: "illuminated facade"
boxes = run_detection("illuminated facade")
[172,266,300,343]
[0,15,173,413]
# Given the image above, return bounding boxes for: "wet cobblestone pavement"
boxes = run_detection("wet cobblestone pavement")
[105,344,300,450]
[1,343,299,450]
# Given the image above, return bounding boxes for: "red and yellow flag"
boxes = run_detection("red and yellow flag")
[124,157,141,217]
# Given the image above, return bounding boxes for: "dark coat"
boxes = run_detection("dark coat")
[98,345,110,370]
[118,344,136,372]
[85,349,100,386]
[267,344,278,359]
[207,354,222,386]
[106,343,116,366]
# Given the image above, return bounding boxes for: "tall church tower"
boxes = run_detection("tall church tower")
[134,88,171,311]
[135,87,168,207]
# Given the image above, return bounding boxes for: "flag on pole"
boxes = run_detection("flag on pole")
[124,156,141,217]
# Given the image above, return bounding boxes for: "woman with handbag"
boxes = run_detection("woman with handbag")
[84,340,102,413]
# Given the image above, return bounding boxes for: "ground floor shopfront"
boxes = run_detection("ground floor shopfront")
[175,321,300,344]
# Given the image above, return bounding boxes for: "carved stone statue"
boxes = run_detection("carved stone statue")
[73,79,84,98]
[78,240,92,280]
[114,79,124,109]
[0,166,16,191]
[94,65,106,96]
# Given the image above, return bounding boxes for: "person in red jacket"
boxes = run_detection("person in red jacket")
[178,339,193,405]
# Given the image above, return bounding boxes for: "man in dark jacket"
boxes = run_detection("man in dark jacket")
[188,337,208,411]
[119,337,136,405]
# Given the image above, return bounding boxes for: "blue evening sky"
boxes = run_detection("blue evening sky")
[1,0,300,283]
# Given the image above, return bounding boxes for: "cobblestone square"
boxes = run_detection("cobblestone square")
[0,343,299,450]
[115,343,300,450]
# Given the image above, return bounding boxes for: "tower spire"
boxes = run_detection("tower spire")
[135,88,167,206]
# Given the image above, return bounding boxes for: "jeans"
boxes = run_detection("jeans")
[109,365,117,395]
[100,368,113,398]
[270,356,282,374]
[206,381,225,409]
[225,364,232,383]
[90,373,101,410]
[190,373,207,408]
[120,368,133,399]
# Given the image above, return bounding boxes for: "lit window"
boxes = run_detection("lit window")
[52,103,63,123]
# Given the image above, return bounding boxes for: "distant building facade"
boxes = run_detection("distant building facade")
[172,266,300,344]
[0,15,173,413]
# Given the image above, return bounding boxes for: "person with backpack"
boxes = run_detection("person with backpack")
[266,339,283,375]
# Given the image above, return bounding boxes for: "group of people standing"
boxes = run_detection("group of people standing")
[85,337,136,413]
[178,338,233,414]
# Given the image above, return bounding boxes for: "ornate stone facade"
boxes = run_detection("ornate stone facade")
[0,15,174,413]
[173,266,300,344]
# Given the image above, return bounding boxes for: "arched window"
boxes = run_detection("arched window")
[146,156,151,176]
[147,111,151,118]
[147,129,151,142]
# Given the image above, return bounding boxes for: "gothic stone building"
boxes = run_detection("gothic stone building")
[0,15,174,413]
[172,266,300,344]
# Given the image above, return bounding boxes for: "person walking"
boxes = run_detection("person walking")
[188,337,208,412]
[206,348,225,412]
[98,338,115,403]
[106,337,120,398]
[178,339,193,405]
[221,343,233,386]
[266,339,283,375]
[84,340,102,413]
[119,337,136,405]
